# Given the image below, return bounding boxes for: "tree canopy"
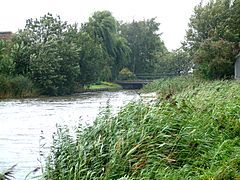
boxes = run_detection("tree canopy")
[120,18,167,75]
[82,11,131,80]
[185,0,240,79]
[12,14,80,95]
[2,8,223,96]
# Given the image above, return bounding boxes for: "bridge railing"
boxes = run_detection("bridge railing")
[135,73,180,80]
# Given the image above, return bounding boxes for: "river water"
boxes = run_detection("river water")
[0,90,139,179]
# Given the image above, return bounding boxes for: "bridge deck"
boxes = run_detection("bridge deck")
[116,80,153,89]
[116,73,180,89]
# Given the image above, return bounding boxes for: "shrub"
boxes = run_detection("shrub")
[10,75,34,96]
[0,75,35,98]
[118,68,136,80]
[0,75,10,96]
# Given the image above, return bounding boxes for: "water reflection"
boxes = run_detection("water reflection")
[0,90,138,179]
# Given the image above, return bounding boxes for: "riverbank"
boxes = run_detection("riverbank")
[44,76,240,179]
[0,81,122,99]
[74,81,122,93]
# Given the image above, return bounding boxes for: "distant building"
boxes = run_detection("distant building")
[235,53,240,79]
[0,31,12,40]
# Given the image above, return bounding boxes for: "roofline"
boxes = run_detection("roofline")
[0,31,12,34]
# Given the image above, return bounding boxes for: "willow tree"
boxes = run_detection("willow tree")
[82,11,131,80]
[78,32,107,85]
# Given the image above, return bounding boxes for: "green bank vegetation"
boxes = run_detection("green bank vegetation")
[141,75,204,96]
[86,82,121,91]
[44,76,240,179]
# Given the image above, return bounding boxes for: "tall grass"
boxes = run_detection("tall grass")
[44,77,240,179]
[0,75,36,98]
[142,75,205,98]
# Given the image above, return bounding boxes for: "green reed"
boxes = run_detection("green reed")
[44,77,240,179]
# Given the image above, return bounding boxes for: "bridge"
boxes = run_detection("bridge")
[116,80,152,89]
[116,73,178,89]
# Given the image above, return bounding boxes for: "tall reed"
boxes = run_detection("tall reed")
[44,77,240,179]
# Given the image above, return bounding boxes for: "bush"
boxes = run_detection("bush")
[0,75,35,98]
[0,40,15,76]
[10,75,34,96]
[0,75,10,96]
[118,68,136,80]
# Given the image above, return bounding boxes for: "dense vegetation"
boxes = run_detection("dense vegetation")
[1,0,240,178]
[1,0,240,97]
[44,76,240,179]
[0,38,35,98]
[120,19,192,76]
[184,0,240,79]
[1,12,180,97]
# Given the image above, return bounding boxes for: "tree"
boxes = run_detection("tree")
[194,39,235,79]
[154,49,192,75]
[82,11,131,80]
[78,32,107,85]
[12,14,80,95]
[0,40,14,76]
[120,18,167,75]
[185,0,240,79]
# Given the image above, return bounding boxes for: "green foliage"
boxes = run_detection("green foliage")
[0,75,34,98]
[87,81,121,90]
[0,40,15,76]
[83,11,131,80]
[118,68,136,80]
[154,49,192,75]
[0,40,36,98]
[185,0,240,79]
[44,77,240,179]
[78,32,107,85]
[1,12,172,96]
[194,39,235,79]
[12,14,80,95]
[120,18,167,74]
[142,75,204,97]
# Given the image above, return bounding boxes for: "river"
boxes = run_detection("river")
[0,90,139,179]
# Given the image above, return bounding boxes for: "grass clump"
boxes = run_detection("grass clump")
[44,78,240,179]
[0,75,36,98]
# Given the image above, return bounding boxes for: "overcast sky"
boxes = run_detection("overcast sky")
[0,0,203,50]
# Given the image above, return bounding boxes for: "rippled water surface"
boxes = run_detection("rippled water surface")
[0,91,139,179]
